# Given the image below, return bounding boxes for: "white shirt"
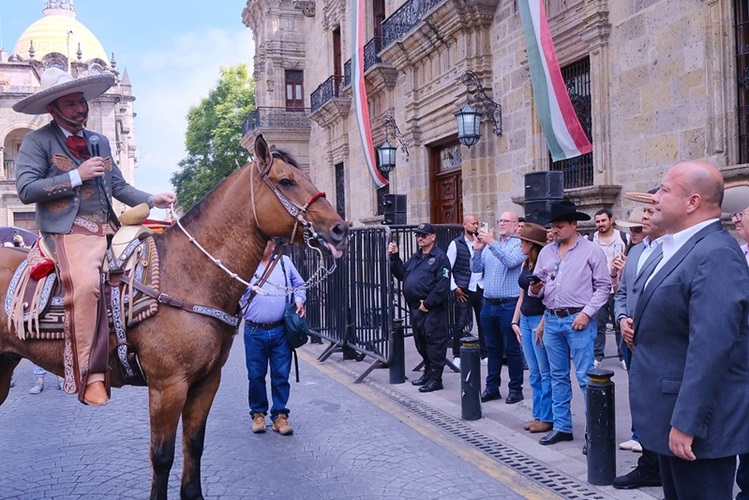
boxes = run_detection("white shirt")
[446,235,484,292]
[645,218,718,288]
[636,235,666,275]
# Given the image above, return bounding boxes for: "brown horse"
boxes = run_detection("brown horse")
[0,135,347,499]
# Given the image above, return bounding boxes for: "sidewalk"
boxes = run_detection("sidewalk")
[302,328,661,499]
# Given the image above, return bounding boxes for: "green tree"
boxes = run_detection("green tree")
[171,64,255,210]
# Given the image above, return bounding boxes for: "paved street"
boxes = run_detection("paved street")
[2,337,526,500]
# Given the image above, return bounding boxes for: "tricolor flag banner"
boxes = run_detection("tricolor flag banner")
[518,0,593,162]
[351,0,388,188]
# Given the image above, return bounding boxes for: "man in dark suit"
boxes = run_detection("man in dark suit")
[611,199,665,489]
[630,161,749,499]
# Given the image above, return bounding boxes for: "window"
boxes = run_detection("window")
[285,70,304,110]
[550,57,594,189]
[13,212,37,232]
[335,163,346,218]
[736,1,749,163]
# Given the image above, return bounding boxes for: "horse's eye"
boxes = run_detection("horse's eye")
[279,178,294,188]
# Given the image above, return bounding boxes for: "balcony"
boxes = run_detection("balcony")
[241,107,311,135]
[342,36,396,92]
[310,76,346,114]
[3,160,16,181]
[381,0,446,49]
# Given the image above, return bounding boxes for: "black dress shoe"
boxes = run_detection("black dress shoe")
[418,379,444,393]
[539,430,574,445]
[612,468,662,489]
[480,389,501,402]
[411,374,430,386]
[505,392,524,404]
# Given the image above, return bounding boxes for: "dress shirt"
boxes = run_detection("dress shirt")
[446,235,484,292]
[646,218,718,289]
[636,235,666,275]
[532,233,611,318]
[240,256,306,324]
[470,236,524,299]
[741,243,749,268]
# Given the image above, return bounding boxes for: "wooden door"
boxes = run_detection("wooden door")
[430,142,463,224]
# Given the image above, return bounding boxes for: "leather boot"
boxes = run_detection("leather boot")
[411,373,430,386]
[83,381,109,406]
[418,379,444,393]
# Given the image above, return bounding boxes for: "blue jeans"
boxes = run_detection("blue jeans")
[480,300,523,394]
[520,314,552,423]
[243,323,292,419]
[542,311,596,433]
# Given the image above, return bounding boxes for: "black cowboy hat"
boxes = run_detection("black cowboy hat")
[547,200,591,223]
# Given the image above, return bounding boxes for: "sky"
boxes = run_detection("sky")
[1,0,255,212]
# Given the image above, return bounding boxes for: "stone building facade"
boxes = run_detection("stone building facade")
[0,1,138,231]
[243,0,746,227]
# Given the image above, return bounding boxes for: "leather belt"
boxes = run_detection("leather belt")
[548,307,584,318]
[247,319,285,329]
[485,297,518,305]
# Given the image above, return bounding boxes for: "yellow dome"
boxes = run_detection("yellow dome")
[13,9,108,64]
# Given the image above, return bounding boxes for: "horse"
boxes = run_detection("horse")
[0,134,348,499]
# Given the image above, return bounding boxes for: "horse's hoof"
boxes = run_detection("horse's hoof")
[83,381,109,406]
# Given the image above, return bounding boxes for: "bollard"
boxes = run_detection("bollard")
[459,336,482,421]
[389,319,406,384]
[586,368,616,486]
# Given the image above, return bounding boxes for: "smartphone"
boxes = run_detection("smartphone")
[480,222,489,232]
[528,275,542,284]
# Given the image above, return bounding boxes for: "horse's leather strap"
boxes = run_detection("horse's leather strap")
[131,281,239,327]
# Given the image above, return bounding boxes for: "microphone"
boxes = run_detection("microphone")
[88,134,100,158]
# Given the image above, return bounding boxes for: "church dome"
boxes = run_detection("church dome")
[13,3,108,64]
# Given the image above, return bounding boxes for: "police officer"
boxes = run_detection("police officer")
[388,223,451,392]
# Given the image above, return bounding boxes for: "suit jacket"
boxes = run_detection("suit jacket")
[629,221,749,458]
[613,241,662,322]
[15,121,150,234]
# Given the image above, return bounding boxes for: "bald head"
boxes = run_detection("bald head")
[652,161,724,232]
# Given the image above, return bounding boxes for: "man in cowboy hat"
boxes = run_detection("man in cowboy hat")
[528,200,610,447]
[13,67,176,406]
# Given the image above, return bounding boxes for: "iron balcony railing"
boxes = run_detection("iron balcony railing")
[310,75,345,113]
[3,159,16,180]
[241,107,311,135]
[343,36,383,87]
[381,0,445,49]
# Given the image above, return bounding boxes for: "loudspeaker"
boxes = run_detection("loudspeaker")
[524,199,555,226]
[382,194,407,214]
[525,171,564,201]
[383,213,407,225]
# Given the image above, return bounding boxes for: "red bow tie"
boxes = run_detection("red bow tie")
[66,135,90,160]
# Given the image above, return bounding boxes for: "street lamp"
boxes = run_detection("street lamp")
[377,114,410,173]
[455,70,502,147]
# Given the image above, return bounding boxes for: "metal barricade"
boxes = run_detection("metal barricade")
[289,224,463,382]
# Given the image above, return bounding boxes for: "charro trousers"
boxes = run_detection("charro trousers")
[55,233,107,392]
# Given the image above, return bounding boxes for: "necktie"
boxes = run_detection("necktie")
[65,135,90,160]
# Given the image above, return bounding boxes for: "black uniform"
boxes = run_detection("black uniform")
[391,245,451,382]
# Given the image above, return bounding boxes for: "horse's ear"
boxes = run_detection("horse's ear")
[255,134,269,165]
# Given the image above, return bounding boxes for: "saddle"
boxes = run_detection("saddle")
[5,225,161,385]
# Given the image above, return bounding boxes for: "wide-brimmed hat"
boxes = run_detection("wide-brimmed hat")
[623,191,656,205]
[13,67,116,115]
[547,200,591,223]
[517,222,548,246]
[414,222,436,235]
[721,181,749,214]
[616,208,644,229]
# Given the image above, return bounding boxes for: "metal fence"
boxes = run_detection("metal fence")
[288,224,463,381]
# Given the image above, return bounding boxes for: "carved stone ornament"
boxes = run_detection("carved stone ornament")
[293,1,316,17]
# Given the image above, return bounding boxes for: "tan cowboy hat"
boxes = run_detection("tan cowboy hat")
[616,208,644,229]
[516,222,548,246]
[13,67,116,115]
[623,191,655,204]
[721,180,749,214]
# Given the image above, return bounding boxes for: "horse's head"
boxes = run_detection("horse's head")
[251,135,348,257]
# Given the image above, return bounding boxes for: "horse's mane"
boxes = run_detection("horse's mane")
[166,148,300,230]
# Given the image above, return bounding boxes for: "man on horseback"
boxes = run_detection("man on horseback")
[12,67,176,406]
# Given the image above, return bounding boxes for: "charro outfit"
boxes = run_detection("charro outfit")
[390,240,451,388]
[14,69,152,399]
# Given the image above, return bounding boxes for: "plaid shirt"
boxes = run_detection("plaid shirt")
[470,236,524,299]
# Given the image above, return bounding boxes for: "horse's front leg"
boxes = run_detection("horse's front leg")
[148,380,189,500]
[0,354,21,405]
[180,370,222,500]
